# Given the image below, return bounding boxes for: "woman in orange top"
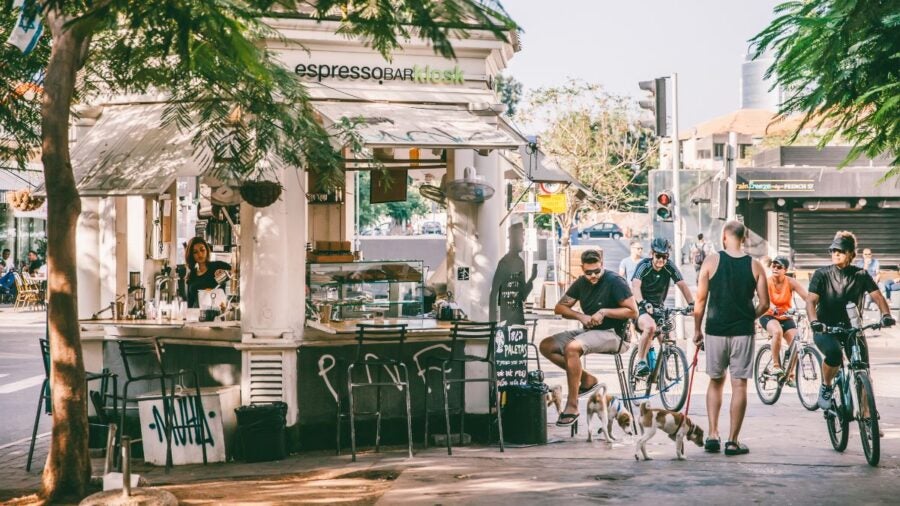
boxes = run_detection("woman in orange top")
[759,256,809,377]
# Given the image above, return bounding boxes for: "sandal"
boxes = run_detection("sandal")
[704,437,721,453]
[556,412,578,427]
[724,441,749,456]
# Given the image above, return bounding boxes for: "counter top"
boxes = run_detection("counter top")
[80,318,241,330]
[306,318,454,335]
[79,319,242,346]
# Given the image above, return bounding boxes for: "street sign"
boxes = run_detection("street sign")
[512,201,541,213]
[538,193,567,214]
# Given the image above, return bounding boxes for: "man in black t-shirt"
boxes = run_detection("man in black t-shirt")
[539,249,638,427]
[807,231,895,410]
[631,238,694,377]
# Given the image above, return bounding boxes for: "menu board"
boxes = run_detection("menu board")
[495,325,528,390]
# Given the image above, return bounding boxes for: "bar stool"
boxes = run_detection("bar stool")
[425,321,504,455]
[27,338,118,471]
[336,323,413,462]
[116,338,208,472]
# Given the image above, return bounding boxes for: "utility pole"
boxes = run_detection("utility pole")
[726,131,738,222]
[671,73,685,340]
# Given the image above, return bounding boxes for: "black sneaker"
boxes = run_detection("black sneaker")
[635,360,650,377]
[817,384,834,410]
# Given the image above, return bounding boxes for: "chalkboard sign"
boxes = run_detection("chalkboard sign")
[494,325,528,390]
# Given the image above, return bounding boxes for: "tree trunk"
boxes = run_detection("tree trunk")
[39,9,92,503]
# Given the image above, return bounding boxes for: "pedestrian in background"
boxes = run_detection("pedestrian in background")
[618,240,644,282]
[855,248,881,309]
[693,221,769,456]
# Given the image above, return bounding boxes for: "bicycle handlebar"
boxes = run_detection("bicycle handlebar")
[822,322,882,336]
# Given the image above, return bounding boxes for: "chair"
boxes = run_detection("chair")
[13,272,40,311]
[26,338,118,471]
[336,323,413,462]
[116,338,208,472]
[425,321,504,455]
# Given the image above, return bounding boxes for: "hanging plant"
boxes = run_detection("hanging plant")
[239,180,283,208]
[5,188,45,212]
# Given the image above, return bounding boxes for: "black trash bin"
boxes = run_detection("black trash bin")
[501,385,548,445]
[235,402,288,462]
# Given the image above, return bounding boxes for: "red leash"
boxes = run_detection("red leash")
[682,345,701,416]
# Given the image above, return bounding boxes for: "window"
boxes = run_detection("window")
[697,149,711,159]
[739,144,752,159]
[713,143,725,159]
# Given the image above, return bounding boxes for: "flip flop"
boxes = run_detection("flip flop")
[724,441,749,456]
[578,382,600,397]
[556,412,578,427]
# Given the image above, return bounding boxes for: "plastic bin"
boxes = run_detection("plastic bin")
[235,402,288,463]
[501,385,547,445]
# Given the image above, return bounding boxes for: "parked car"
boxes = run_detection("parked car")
[581,222,624,239]
[421,221,444,235]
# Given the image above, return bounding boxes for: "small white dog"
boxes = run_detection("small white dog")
[634,402,704,461]
[545,384,563,414]
[585,383,633,443]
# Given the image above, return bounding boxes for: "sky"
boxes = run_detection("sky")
[502,0,783,129]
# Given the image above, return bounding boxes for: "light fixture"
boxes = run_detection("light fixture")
[803,200,851,211]
[857,198,867,208]
[776,198,786,207]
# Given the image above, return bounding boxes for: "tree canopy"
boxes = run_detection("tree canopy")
[751,0,900,176]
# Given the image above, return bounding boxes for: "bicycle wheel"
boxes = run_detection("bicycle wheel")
[753,343,782,405]
[628,345,652,402]
[826,376,849,452]
[659,345,689,411]
[855,372,880,466]
[796,347,823,411]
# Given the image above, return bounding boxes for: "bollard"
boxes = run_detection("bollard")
[121,436,131,498]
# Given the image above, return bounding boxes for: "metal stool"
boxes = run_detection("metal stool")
[27,338,117,471]
[425,321,504,455]
[116,338,208,472]
[336,323,413,462]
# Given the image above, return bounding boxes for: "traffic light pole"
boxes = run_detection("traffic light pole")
[671,73,686,341]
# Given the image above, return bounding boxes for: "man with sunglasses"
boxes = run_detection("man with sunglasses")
[631,238,695,377]
[541,249,638,427]
[806,231,895,410]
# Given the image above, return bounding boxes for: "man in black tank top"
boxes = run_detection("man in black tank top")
[693,221,769,456]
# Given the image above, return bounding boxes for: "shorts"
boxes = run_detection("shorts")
[548,328,625,355]
[704,334,754,379]
[814,332,869,368]
[758,315,797,333]
[635,303,660,332]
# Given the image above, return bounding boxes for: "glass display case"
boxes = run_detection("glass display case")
[307,260,425,319]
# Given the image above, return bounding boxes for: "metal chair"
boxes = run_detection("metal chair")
[116,338,208,472]
[426,321,504,455]
[26,338,118,471]
[336,323,413,462]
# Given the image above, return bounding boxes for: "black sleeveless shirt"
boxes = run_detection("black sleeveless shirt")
[706,251,756,336]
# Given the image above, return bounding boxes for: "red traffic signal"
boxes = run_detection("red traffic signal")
[656,190,674,222]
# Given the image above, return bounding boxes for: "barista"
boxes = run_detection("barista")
[185,236,231,308]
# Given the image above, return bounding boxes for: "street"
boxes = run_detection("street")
[0,310,46,448]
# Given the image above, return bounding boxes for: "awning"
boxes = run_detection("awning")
[66,104,205,197]
[314,101,521,149]
[0,166,43,191]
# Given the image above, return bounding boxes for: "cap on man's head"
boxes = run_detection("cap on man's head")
[772,256,790,269]
[829,231,857,252]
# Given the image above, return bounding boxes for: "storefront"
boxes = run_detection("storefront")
[70,16,540,453]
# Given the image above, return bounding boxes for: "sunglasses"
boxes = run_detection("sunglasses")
[771,264,785,270]
[829,249,850,255]
[653,253,669,260]
[583,268,603,276]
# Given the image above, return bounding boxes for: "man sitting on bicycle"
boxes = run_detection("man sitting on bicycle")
[806,231,895,410]
[632,238,695,377]
[759,256,809,382]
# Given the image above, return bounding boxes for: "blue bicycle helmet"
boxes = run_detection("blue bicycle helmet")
[650,238,670,254]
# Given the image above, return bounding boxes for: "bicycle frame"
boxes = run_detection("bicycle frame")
[644,307,691,391]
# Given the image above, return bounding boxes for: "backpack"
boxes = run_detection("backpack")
[693,242,707,266]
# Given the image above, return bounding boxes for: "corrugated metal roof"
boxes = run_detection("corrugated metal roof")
[68,104,206,196]
[0,167,43,191]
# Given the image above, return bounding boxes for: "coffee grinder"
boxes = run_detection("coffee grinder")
[127,271,146,319]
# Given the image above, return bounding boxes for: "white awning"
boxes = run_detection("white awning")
[67,104,206,197]
[0,166,43,191]
[314,101,522,149]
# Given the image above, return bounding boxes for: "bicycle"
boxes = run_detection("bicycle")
[821,321,883,467]
[628,306,691,411]
[753,308,823,410]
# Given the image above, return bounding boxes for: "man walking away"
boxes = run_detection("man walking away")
[540,249,638,426]
[690,234,710,276]
[693,221,769,456]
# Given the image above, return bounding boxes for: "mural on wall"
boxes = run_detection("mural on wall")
[490,222,537,325]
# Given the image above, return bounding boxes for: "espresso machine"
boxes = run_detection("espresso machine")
[127,271,146,319]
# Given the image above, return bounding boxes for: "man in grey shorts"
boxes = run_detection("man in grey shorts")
[539,249,638,427]
[693,221,769,455]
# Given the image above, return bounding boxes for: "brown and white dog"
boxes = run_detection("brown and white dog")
[585,383,633,443]
[545,384,563,414]
[634,402,704,461]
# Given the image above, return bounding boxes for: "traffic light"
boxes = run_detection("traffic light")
[638,77,668,137]
[656,190,674,221]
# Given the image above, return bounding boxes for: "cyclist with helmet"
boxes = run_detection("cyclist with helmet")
[631,238,695,377]
[807,231,895,410]
[759,256,809,381]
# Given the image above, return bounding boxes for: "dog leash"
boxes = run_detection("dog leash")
[682,345,701,417]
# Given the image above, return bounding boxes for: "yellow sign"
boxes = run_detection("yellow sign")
[538,193,567,214]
